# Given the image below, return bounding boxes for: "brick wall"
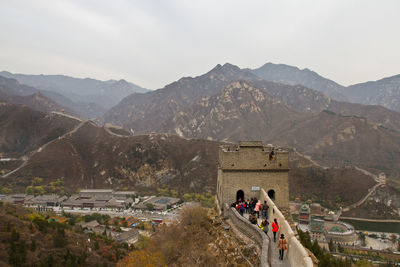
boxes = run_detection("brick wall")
[217,143,289,209]
[224,203,270,267]
[259,189,314,267]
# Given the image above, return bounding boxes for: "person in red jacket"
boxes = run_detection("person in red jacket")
[272,218,279,242]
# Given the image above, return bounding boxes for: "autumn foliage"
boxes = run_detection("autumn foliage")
[117,250,166,267]
[118,206,217,266]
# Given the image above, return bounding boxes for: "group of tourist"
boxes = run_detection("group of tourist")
[234,198,270,219]
[232,197,287,261]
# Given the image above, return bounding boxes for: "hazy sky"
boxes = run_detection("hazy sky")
[1,0,399,89]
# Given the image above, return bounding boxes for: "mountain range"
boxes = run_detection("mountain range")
[248,62,400,113]
[345,74,400,113]
[0,71,149,118]
[2,62,400,219]
[104,63,400,133]
[0,103,382,212]
[249,62,348,101]
[3,62,400,183]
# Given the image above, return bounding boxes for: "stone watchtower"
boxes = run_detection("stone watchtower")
[217,141,289,210]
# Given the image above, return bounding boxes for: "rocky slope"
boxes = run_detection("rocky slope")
[343,74,400,113]
[249,78,400,132]
[267,110,400,179]
[327,100,400,132]
[289,151,376,209]
[250,62,347,100]
[103,63,259,127]
[2,120,220,193]
[250,62,400,115]
[136,81,304,141]
[342,185,400,219]
[0,113,383,214]
[106,78,400,182]
[0,103,80,158]
[104,63,400,134]
[103,63,332,128]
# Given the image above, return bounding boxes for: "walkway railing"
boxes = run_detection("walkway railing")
[259,189,313,267]
[224,203,270,267]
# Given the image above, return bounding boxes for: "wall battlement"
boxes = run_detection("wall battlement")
[219,144,289,171]
[217,141,289,209]
[217,141,313,266]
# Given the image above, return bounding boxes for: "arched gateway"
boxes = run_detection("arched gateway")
[268,189,275,200]
[216,141,289,209]
[236,190,244,202]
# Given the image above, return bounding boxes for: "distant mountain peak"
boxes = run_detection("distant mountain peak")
[251,62,347,100]
[112,79,130,86]
[345,73,400,112]
[209,63,241,74]
[222,62,240,69]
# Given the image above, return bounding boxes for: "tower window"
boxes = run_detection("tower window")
[268,189,275,200]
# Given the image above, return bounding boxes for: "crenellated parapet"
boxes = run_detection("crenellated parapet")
[219,141,289,171]
[217,141,289,210]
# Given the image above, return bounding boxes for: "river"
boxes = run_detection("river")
[341,219,400,234]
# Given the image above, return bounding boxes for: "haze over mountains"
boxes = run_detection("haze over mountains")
[103,63,400,133]
[345,74,400,113]
[249,62,348,101]
[249,62,400,113]
[0,71,149,118]
[2,61,400,118]
[1,61,400,218]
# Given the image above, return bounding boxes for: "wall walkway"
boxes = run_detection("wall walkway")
[259,189,314,267]
[223,189,314,267]
[224,203,270,267]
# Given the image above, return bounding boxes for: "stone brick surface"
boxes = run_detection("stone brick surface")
[217,142,289,209]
